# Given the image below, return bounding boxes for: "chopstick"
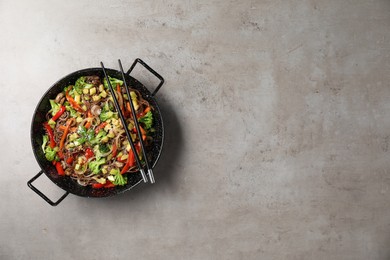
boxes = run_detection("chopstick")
[118,59,155,183]
[100,62,148,183]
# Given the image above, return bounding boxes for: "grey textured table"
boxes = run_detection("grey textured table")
[1,1,390,259]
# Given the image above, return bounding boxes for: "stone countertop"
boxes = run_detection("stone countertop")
[1,0,390,259]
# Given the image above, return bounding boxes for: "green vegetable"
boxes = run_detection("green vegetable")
[103,76,123,89]
[65,85,76,98]
[86,129,95,141]
[108,102,114,111]
[73,137,86,146]
[88,158,106,174]
[48,119,56,129]
[99,102,115,121]
[65,104,78,117]
[75,125,96,145]
[74,76,94,94]
[49,100,61,116]
[100,111,114,121]
[102,101,114,112]
[42,135,48,152]
[110,168,127,186]
[99,144,110,153]
[139,111,153,130]
[78,125,94,140]
[44,146,59,161]
[90,130,106,145]
[93,144,106,160]
[96,130,106,139]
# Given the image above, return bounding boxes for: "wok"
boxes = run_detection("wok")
[27,59,164,206]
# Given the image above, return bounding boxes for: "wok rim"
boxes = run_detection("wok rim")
[30,67,164,198]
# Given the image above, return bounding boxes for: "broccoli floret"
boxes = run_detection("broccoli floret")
[44,146,58,161]
[99,144,110,153]
[41,135,48,153]
[99,102,115,122]
[88,158,106,174]
[99,111,114,121]
[103,76,123,89]
[139,111,153,130]
[75,125,97,145]
[49,100,60,116]
[74,76,94,94]
[65,104,78,117]
[90,130,106,145]
[110,168,127,186]
[93,143,109,160]
[48,119,56,129]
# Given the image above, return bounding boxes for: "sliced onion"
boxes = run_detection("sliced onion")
[74,156,88,175]
[91,105,101,116]
[77,179,88,186]
[91,116,101,127]
[79,118,89,128]
[115,131,125,149]
[75,167,87,175]
[87,156,96,162]
[117,90,123,109]
[114,161,124,168]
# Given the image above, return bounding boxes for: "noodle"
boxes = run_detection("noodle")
[41,75,154,188]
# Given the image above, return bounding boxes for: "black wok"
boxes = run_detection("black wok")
[28,59,164,206]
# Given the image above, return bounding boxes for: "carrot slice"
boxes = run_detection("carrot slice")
[59,118,74,150]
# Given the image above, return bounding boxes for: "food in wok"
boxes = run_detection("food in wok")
[41,75,154,188]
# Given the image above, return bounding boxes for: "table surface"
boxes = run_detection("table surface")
[1,0,390,259]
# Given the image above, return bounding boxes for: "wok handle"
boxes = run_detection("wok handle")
[27,170,69,206]
[126,58,165,96]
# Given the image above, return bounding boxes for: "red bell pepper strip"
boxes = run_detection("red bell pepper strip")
[52,105,66,121]
[112,143,117,157]
[65,87,84,113]
[120,156,132,174]
[58,151,64,159]
[66,156,74,165]
[85,147,94,159]
[43,122,56,148]
[95,122,107,134]
[59,118,74,150]
[104,181,115,188]
[94,180,116,188]
[120,145,137,174]
[55,162,65,176]
[92,183,104,189]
